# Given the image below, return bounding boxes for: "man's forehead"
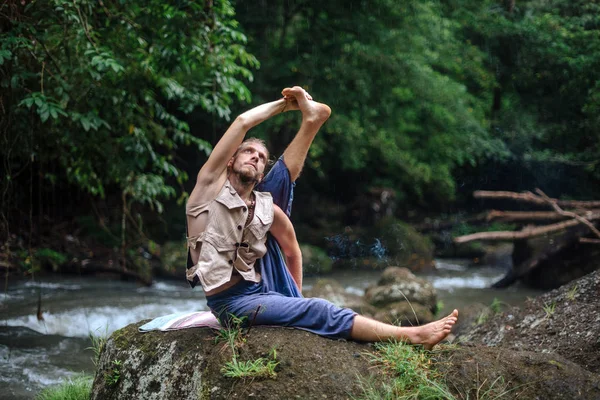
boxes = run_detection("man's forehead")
[240,142,268,155]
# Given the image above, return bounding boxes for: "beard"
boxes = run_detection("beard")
[232,164,261,185]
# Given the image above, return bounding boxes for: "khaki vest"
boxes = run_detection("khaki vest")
[185,180,274,292]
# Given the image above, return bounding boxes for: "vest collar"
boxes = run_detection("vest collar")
[214,179,249,210]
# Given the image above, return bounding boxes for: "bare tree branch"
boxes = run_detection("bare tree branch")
[535,188,600,239]
[454,213,600,244]
[474,190,600,208]
[579,238,600,245]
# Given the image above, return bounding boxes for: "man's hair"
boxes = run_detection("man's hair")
[232,138,269,159]
[232,138,275,167]
[228,138,275,175]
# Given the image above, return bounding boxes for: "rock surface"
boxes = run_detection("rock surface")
[459,269,600,373]
[91,324,373,400]
[91,270,600,400]
[364,267,437,313]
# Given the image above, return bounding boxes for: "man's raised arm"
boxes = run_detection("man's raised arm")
[195,98,289,186]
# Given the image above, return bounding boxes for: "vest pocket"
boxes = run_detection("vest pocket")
[248,214,271,240]
[203,231,235,253]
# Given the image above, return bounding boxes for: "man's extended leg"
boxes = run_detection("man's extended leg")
[350,310,459,350]
[207,281,459,348]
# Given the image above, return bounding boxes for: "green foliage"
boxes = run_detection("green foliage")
[434,300,445,316]
[1,0,257,235]
[445,0,600,194]
[105,359,122,386]
[359,341,454,399]
[221,347,279,379]
[14,247,67,273]
[237,0,500,205]
[566,284,578,301]
[542,301,556,317]
[489,298,504,314]
[35,375,92,400]
[214,314,248,349]
[35,248,68,271]
[87,327,109,367]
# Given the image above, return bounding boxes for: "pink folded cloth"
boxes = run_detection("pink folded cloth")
[139,311,221,332]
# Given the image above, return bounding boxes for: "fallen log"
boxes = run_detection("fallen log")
[486,210,598,222]
[454,214,600,244]
[461,189,600,289]
[492,227,583,288]
[474,190,600,208]
[535,189,600,239]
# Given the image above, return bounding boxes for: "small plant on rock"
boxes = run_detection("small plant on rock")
[216,310,279,380]
[489,298,504,314]
[542,302,556,317]
[566,285,578,301]
[105,360,122,386]
[221,347,279,379]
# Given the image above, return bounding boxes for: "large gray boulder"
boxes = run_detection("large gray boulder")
[364,267,437,312]
[90,324,372,400]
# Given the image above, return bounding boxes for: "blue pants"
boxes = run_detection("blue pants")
[208,157,356,338]
[206,279,356,339]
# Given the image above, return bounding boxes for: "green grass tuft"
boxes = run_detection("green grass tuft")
[358,341,455,399]
[566,285,578,301]
[221,348,279,379]
[87,327,109,367]
[35,376,92,400]
[542,302,556,317]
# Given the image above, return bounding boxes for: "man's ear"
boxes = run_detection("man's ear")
[227,157,234,168]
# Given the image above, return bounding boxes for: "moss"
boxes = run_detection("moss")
[111,325,135,351]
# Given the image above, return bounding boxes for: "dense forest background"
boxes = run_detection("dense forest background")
[1,0,599,276]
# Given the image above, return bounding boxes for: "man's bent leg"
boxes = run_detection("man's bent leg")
[213,285,356,339]
[256,158,301,297]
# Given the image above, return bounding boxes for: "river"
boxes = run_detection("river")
[0,261,543,399]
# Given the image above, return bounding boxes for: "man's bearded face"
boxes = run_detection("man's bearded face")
[230,143,268,184]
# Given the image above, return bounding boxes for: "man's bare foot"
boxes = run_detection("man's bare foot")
[281,86,331,124]
[406,309,458,350]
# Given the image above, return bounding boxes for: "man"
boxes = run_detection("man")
[186,86,458,348]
